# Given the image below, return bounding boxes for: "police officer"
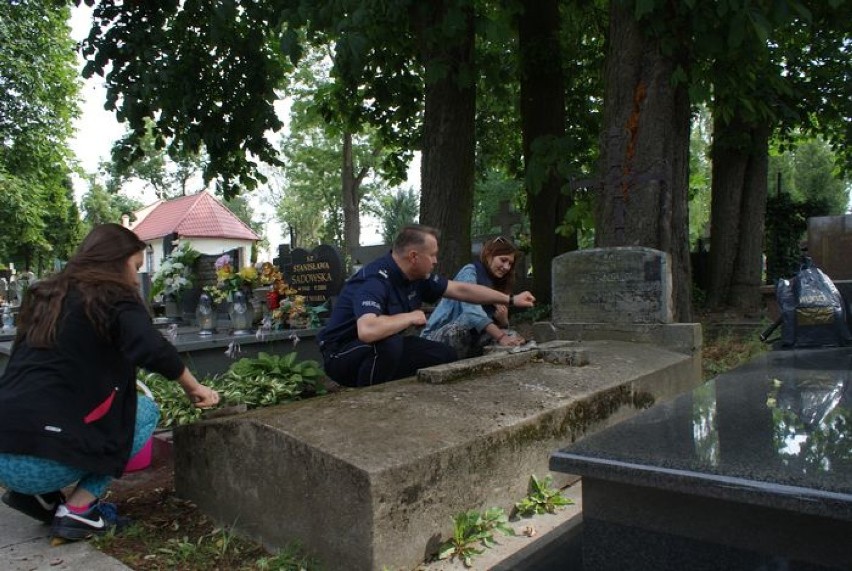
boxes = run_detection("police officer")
[318,225,536,387]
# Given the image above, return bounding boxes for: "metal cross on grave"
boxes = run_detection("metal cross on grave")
[490,200,522,237]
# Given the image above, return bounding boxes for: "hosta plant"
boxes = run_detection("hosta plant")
[140,352,326,428]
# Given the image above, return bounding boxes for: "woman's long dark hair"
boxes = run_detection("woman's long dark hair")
[17,224,147,347]
[479,236,520,294]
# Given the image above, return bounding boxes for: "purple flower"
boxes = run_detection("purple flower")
[215,254,231,270]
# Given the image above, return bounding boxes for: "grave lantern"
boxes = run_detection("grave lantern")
[1,306,13,332]
[196,292,216,335]
[229,290,253,335]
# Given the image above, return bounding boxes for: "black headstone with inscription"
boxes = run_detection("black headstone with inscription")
[283,245,344,305]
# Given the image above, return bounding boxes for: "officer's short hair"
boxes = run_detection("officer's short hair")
[392,225,440,255]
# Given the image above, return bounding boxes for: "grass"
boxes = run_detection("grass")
[95,315,764,570]
[92,486,319,570]
[702,328,767,380]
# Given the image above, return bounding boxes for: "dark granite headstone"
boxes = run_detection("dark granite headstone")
[551,347,852,570]
[283,245,344,305]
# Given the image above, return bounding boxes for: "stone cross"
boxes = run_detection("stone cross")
[490,200,522,237]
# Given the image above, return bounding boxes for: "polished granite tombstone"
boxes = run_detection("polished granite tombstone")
[551,347,852,570]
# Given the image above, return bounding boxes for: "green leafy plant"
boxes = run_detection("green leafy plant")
[255,542,319,570]
[140,352,326,428]
[95,521,318,569]
[217,353,324,408]
[138,371,205,427]
[514,475,572,517]
[512,303,551,324]
[437,507,514,567]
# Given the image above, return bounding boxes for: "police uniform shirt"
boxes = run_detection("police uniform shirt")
[318,252,448,348]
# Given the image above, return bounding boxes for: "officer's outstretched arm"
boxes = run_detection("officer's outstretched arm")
[356,311,426,343]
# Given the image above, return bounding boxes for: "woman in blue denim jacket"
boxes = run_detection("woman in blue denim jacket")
[421,236,527,358]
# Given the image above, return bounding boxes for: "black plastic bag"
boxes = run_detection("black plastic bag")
[776,258,851,348]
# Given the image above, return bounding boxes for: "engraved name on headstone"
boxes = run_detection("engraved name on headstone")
[284,245,344,305]
[552,247,672,324]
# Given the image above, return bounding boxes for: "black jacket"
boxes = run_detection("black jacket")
[0,292,185,477]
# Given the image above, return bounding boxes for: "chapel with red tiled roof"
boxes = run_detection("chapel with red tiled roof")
[131,192,259,242]
[128,192,260,274]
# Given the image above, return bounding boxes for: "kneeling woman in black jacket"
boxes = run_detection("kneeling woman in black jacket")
[0,223,218,542]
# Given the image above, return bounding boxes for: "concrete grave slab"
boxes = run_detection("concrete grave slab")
[534,321,702,356]
[174,339,702,571]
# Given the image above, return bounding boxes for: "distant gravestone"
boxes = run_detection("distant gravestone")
[490,199,522,237]
[808,214,852,281]
[283,245,344,305]
[195,249,240,291]
[174,249,240,314]
[552,247,672,324]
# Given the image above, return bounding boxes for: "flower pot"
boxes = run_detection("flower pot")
[253,285,272,303]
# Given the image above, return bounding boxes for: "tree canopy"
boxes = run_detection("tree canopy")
[79,0,293,197]
[0,0,83,270]
[74,0,850,314]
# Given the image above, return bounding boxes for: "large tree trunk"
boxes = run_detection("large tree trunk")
[518,0,574,304]
[596,1,693,321]
[671,83,693,321]
[341,132,362,263]
[707,113,770,311]
[730,129,769,310]
[418,1,476,276]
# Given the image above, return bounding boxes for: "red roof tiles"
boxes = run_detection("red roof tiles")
[132,193,260,242]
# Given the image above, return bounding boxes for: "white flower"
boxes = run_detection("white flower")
[151,244,200,299]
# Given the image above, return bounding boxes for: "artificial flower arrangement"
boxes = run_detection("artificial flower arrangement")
[201,284,229,306]
[256,261,283,287]
[213,254,258,299]
[256,261,327,329]
[276,295,328,329]
[151,243,200,301]
[255,261,294,301]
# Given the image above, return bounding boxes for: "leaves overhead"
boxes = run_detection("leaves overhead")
[78,0,295,198]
